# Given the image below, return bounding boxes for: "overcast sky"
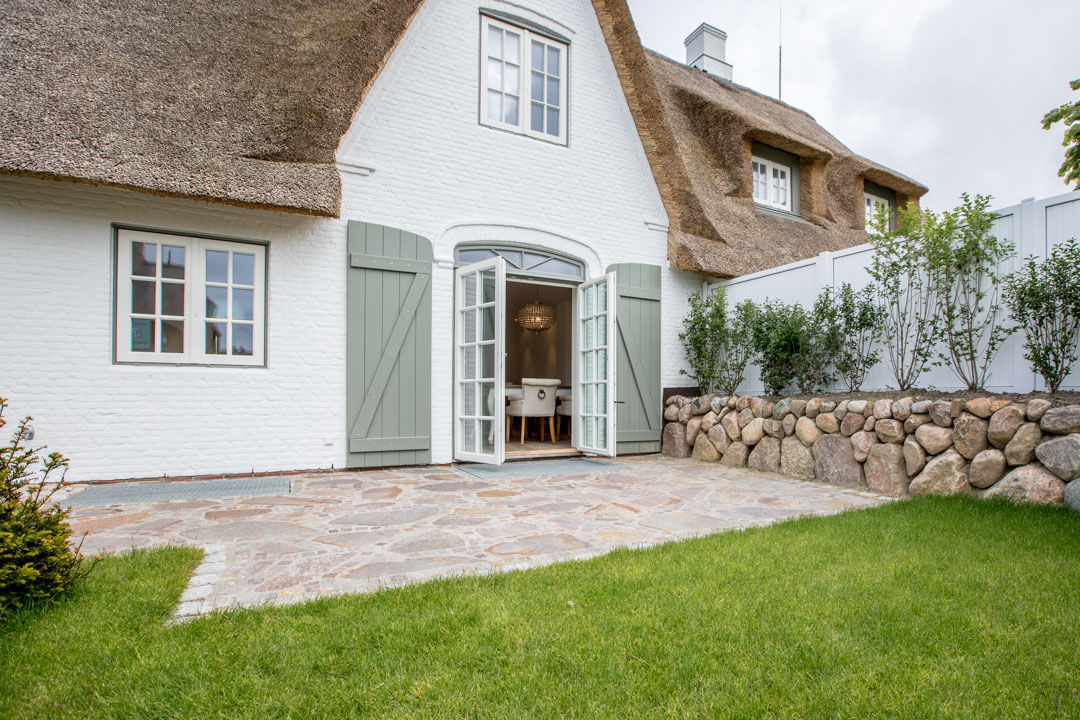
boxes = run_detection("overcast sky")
[626,0,1079,211]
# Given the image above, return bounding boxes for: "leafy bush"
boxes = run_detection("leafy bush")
[867,202,943,390]
[745,300,811,396]
[1,398,89,612]
[678,286,752,395]
[793,288,843,394]
[1004,238,1080,393]
[831,283,883,392]
[928,193,1016,390]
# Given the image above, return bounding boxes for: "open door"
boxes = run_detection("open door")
[575,272,617,456]
[454,257,505,464]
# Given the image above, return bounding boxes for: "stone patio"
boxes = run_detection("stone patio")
[62,455,890,620]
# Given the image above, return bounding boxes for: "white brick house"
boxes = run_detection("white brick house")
[0,1,923,481]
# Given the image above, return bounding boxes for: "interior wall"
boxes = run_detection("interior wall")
[505,281,573,385]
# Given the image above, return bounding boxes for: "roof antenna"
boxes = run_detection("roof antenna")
[778,6,783,101]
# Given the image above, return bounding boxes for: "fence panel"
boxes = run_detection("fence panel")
[703,190,1080,395]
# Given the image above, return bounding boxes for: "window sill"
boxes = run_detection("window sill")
[753,204,814,226]
[479,120,568,147]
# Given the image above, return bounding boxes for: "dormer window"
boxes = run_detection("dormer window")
[750,142,800,216]
[752,156,791,212]
[864,192,890,233]
[479,14,568,144]
[863,180,897,233]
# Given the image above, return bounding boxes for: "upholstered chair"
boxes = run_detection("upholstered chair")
[555,397,572,443]
[506,378,560,445]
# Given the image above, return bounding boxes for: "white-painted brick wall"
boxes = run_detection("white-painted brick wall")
[0,176,348,481]
[337,0,697,463]
[0,0,697,479]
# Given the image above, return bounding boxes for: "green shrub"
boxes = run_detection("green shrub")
[745,300,811,396]
[0,398,90,613]
[679,287,752,395]
[794,288,844,394]
[832,283,883,392]
[1004,238,1080,393]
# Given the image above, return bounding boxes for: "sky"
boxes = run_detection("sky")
[626,0,1080,211]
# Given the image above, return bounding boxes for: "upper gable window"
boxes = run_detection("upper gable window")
[480,15,568,144]
[752,156,792,212]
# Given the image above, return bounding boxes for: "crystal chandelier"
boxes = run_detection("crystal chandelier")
[516,287,556,331]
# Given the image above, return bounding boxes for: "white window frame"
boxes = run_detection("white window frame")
[114,228,266,366]
[479,15,568,145]
[865,192,891,233]
[751,155,793,212]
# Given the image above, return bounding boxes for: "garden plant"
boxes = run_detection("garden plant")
[830,283,883,392]
[679,287,752,395]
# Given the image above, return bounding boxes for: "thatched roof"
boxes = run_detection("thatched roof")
[1,0,925,267]
[639,50,928,278]
[0,0,424,216]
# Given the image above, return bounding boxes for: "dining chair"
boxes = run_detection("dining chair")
[555,396,572,443]
[506,378,560,445]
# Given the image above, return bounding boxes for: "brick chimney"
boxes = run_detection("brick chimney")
[684,23,733,80]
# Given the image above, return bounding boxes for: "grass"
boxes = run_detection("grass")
[2,496,1079,719]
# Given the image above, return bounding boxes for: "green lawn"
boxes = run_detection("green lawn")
[2,496,1079,719]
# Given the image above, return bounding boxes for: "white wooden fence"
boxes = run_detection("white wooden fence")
[706,189,1080,394]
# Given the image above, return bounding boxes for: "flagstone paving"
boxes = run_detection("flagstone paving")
[61,455,889,620]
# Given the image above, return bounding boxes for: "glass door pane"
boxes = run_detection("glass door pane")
[454,257,505,464]
[575,272,616,457]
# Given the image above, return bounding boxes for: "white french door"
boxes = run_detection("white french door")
[575,272,617,456]
[454,257,506,464]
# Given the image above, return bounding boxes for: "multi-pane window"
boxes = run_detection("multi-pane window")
[865,192,891,233]
[480,16,567,143]
[752,156,792,212]
[115,229,266,365]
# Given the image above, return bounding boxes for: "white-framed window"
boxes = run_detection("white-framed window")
[752,156,793,212]
[480,15,568,144]
[114,228,266,365]
[865,192,891,233]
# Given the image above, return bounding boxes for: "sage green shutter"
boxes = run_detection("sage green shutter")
[347,221,432,467]
[607,263,662,454]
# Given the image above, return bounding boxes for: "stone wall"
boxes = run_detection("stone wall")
[662,394,1080,509]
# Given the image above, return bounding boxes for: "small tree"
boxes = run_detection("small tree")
[679,288,727,393]
[867,202,942,390]
[832,283,883,392]
[714,300,754,396]
[794,288,842,394]
[1042,78,1080,190]
[1,398,90,612]
[1004,238,1080,393]
[746,300,809,396]
[927,193,1016,390]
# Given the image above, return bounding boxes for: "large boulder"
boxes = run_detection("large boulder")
[699,410,719,432]
[790,398,807,417]
[677,403,694,423]
[903,436,926,477]
[834,400,849,420]
[850,430,877,462]
[914,424,954,455]
[968,448,1007,489]
[891,397,914,422]
[805,398,822,418]
[952,413,989,459]
[737,407,755,428]
[782,413,797,436]
[904,414,932,434]
[736,395,752,411]
[662,422,690,457]
[1004,423,1041,466]
[874,418,905,444]
[689,394,717,416]
[1065,480,1080,512]
[747,436,781,472]
[1034,434,1080,481]
[780,435,815,480]
[741,418,765,446]
[910,399,933,414]
[873,399,893,419]
[663,404,680,422]
[847,400,868,415]
[865,443,909,497]
[721,412,741,443]
[840,412,865,436]
[749,396,767,418]
[707,424,731,454]
[981,464,1065,505]
[1026,399,1052,422]
[795,417,821,447]
[691,435,721,462]
[987,404,1025,448]
[763,418,785,439]
[815,412,840,434]
[686,416,703,446]
[1040,405,1080,435]
[773,398,792,418]
[814,434,865,488]
[963,397,996,419]
[928,400,956,427]
[710,396,728,414]
[720,441,749,467]
[909,449,970,496]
